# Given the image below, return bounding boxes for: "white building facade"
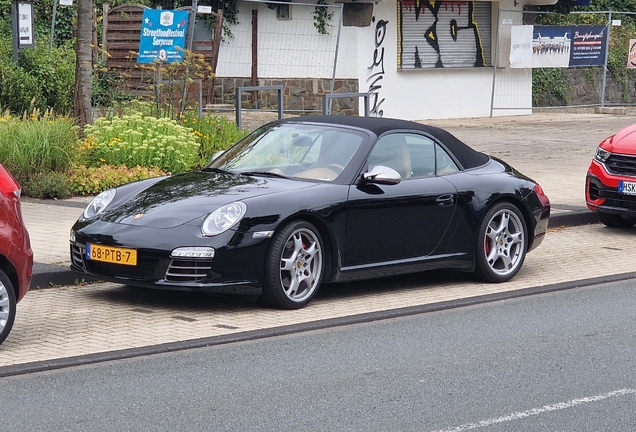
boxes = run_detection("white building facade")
[213,0,555,120]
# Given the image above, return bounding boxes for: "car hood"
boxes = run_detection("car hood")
[99,171,316,228]
[603,123,636,154]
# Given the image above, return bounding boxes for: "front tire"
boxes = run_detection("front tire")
[474,202,527,283]
[0,270,17,345]
[263,220,324,309]
[599,213,636,228]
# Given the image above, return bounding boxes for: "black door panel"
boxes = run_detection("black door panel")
[344,176,457,266]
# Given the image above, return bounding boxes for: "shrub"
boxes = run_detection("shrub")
[108,100,157,118]
[180,111,250,167]
[17,41,75,114]
[22,171,70,199]
[532,68,570,107]
[0,58,45,114]
[0,109,81,186]
[67,164,167,196]
[82,113,200,174]
[0,38,74,115]
[92,53,142,108]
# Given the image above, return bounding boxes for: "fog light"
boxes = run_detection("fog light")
[171,247,215,258]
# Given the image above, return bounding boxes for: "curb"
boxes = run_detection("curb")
[31,263,101,289]
[29,209,599,289]
[548,208,599,228]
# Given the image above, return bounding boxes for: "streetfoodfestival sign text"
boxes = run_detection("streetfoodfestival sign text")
[137,9,189,63]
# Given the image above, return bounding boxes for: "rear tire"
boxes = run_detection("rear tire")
[599,213,636,228]
[263,220,324,309]
[0,270,17,345]
[474,202,527,283]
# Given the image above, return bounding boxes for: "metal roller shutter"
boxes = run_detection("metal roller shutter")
[398,1,492,69]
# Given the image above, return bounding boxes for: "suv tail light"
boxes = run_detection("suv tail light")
[0,165,21,199]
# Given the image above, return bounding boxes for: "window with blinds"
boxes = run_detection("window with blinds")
[398,1,492,69]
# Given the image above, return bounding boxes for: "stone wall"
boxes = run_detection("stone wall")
[209,77,360,115]
[535,68,636,107]
[571,69,636,106]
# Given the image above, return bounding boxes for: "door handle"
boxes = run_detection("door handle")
[435,194,454,206]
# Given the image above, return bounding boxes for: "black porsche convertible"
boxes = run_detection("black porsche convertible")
[70,115,550,309]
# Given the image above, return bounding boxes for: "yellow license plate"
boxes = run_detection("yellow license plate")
[86,243,137,266]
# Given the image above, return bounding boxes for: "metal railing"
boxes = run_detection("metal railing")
[323,92,372,116]
[235,85,284,128]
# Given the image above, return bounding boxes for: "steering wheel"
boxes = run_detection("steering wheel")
[323,163,345,174]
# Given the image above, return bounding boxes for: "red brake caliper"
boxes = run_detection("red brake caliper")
[485,232,490,255]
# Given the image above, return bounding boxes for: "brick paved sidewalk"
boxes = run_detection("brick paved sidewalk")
[2,223,635,373]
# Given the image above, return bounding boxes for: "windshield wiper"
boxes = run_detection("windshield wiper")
[240,170,288,179]
[202,167,232,174]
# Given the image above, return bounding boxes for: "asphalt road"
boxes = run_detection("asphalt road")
[2,278,636,431]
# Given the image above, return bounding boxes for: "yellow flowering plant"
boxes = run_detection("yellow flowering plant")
[68,165,167,196]
[83,112,200,174]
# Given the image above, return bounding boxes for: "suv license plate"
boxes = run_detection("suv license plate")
[619,181,636,196]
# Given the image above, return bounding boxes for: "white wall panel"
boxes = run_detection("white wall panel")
[217,1,357,79]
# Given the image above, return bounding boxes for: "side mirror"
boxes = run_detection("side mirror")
[362,165,401,185]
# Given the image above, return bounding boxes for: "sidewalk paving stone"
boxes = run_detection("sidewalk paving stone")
[2,222,635,372]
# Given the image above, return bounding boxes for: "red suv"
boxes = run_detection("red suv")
[587,123,636,228]
[0,164,33,345]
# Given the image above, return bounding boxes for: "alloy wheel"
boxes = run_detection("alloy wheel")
[279,227,323,303]
[483,207,525,276]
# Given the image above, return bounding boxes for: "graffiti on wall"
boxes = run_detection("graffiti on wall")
[367,16,389,117]
[398,0,486,68]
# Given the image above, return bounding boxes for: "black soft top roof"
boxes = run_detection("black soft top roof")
[283,115,489,170]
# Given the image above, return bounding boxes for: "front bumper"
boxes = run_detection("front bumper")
[70,220,270,295]
[586,160,636,216]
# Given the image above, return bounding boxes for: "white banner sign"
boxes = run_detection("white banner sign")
[509,25,533,68]
[17,2,34,47]
[510,24,606,68]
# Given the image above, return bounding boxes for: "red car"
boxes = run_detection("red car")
[586,123,636,228]
[0,164,33,345]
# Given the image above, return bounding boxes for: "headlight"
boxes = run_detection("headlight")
[594,147,611,163]
[202,202,247,236]
[83,189,116,219]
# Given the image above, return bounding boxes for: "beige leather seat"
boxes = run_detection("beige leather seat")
[368,135,412,179]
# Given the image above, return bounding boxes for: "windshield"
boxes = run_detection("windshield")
[207,123,365,182]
